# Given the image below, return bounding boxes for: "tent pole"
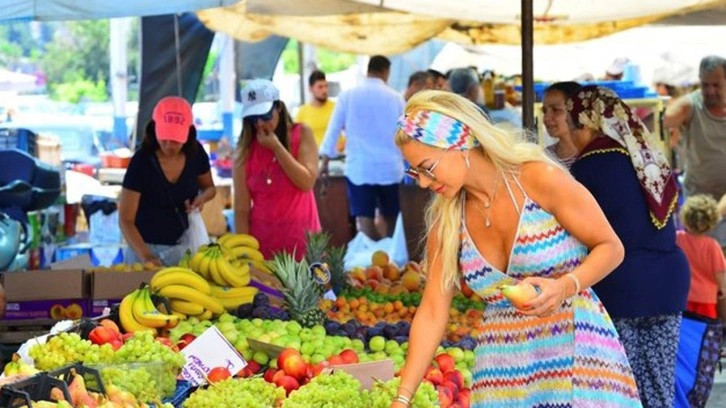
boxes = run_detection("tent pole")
[297,41,305,105]
[521,0,534,134]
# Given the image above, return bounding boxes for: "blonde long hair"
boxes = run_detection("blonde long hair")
[395,90,564,290]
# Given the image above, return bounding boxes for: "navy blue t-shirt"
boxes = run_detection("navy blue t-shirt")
[572,148,689,318]
[122,142,211,245]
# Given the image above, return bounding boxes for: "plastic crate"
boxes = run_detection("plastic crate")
[0,373,72,408]
[48,363,107,395]
[0,128,37,157]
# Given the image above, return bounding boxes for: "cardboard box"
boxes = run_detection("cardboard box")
[323,360,395,390]
[89,270,157,316]
[1,269,90,320]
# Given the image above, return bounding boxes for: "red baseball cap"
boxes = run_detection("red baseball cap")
[152,96,193,144]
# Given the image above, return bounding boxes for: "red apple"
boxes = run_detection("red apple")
[236,367,254,378]
[444,370,464,390]
[207,367,232,383]
[327,355,345,366]
[278,349,307,380]
[88,326,119,345]
[500,283,539,309]
[109,339,123,351]
[339,349,359,364]
[441,380,460,400]
[274,369,290,384]
[434,354,456,374]
[176,333,197,350]
[274,375,300,396]
[458,388,471,407]
[424,367,444,386]
[263,368,278,383]
[246,360,262,374]
[99,319,121,335]
[155,337,174,348]
[438,386,455,408]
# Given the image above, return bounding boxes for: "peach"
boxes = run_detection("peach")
[458,388,471,407]
[404,261,423,274]
[207,367,232,383]
[434,353,456,374]
[365,265,384,281]
[99,319,120,335]
[366,279,380,290]
[349,268,366,284]
[500,283,539,309]
[438,386,455,408]
[274,375,300,396]
[278,348,307,380]
[382,264,401,281]
[375,284,391,295]
[424,367,444,386]
[371,250,389,267]
[389,284,409,295]
[444,370,464,390]
[401,270,421,291]
[339,349,359,364]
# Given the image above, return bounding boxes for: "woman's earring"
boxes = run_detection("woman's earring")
[464,153,471,169]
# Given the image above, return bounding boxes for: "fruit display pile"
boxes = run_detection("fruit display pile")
[6,231,491,407]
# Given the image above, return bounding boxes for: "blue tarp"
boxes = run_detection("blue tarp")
[0,0,237,22]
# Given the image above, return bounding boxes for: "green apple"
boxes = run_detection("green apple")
[385,340,400,355]
[234,338,249,353]
[351,339,365,353]
[253,351,269,365]
[286,321,302,335]
[310,354,326,365]
[241,349,254,361]
[311,325,326,337]
[251,318,264,327]
[299,328,313,342]
[222,331,238,344]
[300,341,316,356]
[217,313,236,323]
[285,339,302,350]
[257,334,272,343]
[390,354,405,366]
[369,336,386,352]
[372,351,388,361]
[447,347,465,362]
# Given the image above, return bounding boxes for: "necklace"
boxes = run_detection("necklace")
[477,173,500,228]
[265,156,277,185]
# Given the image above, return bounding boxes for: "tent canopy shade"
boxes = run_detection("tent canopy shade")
[0,0,238,21]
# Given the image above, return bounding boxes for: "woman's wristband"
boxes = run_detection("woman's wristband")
[563,273,581,296]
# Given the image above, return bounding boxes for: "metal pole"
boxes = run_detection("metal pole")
[297,41,305,105]
[110,18,129,142]
[173,14,183,97]
[521,0,534,133]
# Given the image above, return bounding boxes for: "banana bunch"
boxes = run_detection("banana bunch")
[149,266,225,320]
[217,233,272,274]
[119,285,179,334]
[189,243,252,288]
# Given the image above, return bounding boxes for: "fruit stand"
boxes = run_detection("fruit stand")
[0,232,478,407]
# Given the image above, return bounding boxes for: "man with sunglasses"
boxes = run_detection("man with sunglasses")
[319,56,405,240]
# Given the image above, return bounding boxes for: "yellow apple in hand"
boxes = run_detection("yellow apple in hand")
[500,283,540,309]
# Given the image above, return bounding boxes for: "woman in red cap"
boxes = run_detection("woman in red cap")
[119,96,216,266]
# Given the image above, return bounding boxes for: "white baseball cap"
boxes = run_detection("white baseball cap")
[241,79,280,118]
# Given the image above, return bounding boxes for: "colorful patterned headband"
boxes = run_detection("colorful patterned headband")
[397,110,480,151]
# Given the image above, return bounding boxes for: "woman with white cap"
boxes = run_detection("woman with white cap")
[234,79,321,260]
[119,96,216,266]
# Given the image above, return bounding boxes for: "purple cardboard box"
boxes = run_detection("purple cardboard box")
[1,269,90,320]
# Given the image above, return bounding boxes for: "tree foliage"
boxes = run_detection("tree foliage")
[281,39,357,75]
[42,20,111,101]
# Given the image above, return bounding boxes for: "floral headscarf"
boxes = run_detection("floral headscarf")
[567,85,677,228]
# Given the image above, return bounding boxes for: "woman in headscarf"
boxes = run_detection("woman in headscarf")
[568,86,690,408]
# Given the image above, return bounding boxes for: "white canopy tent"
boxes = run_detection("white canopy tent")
[0,69,39,93]
[0,0,238,21]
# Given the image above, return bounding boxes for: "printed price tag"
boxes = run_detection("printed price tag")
[180,326,246,386]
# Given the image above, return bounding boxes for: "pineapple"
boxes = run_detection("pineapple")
[325,245,348,294]
[269,252,326,328]
[305,231,331,266]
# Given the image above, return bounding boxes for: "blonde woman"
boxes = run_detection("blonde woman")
[390,91,641,408]
[677,195,726,319]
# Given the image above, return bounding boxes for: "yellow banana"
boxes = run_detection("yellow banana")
[208,250,228,286]
[157,285,225,315]
[219,233,259,250]
[197,250,213,280]
[217,257,251,287]
[169,299,206,316]
[196,309,214,320]
[189,251,206,277]
[150,268,212,295]
[132,287,176,328]
[210,285,258,299]
[219,295,255,311]
[230,246,264,261]
[250,259,273,274]
[119,290,154,334]
[171,311,187,320]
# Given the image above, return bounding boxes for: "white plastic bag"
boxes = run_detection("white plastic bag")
[160,210,209,265]
[344,213,408,270]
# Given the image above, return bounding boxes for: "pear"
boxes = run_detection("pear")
[500,283,540,309]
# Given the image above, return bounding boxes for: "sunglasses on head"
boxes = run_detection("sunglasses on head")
[245,105,275,123]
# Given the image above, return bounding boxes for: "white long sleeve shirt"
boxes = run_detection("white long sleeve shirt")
[320,77,405,185]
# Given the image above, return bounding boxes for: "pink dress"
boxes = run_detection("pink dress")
[246,124,321,261]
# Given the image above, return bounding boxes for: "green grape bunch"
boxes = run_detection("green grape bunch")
[183,377,285,408]
[282,371,370,408]
[366,377,440,408]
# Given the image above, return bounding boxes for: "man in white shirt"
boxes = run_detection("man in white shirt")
[319,56,405,240]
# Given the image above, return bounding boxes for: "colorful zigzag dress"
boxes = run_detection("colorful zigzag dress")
[460,176,642,407]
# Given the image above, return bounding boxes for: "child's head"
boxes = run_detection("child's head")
[680,194,721,234]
